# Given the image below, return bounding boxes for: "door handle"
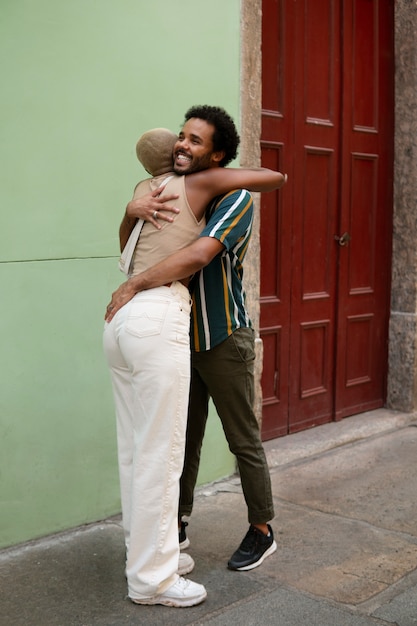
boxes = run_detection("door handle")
[334,232,351,246]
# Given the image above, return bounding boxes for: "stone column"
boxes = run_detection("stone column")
[387,3,417,411]
[240,0,263,421]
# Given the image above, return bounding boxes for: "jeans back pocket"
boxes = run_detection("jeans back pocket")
[125,298,170,338]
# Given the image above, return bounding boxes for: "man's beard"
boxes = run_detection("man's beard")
[173,151,214,175]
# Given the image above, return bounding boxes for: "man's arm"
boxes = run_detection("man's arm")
[105,237,223,322]
[122,170,288,245]
[184,167,286,210]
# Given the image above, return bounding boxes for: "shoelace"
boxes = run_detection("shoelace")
[177,577,192,590]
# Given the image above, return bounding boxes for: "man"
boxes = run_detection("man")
[104,106,285,608]
[106,105,286,573]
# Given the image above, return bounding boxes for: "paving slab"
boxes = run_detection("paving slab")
[260,425,417,604]
[373,586,417,625]
[195,586,393,626]
[273,425,417,535]
[0,519,270,626]
[253,499,417,604]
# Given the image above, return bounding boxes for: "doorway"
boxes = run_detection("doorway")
[260,0,394,439]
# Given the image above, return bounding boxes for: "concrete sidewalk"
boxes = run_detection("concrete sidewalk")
[1,409,417,625]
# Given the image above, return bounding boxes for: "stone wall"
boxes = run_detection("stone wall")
[387,2,417,411]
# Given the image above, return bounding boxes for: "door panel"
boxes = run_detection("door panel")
[260,0,295,437]
[260,0,394,439]
[289,0,341,432]
[335,0,394,418]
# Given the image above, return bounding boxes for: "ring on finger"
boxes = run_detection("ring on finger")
[153,210,159,219]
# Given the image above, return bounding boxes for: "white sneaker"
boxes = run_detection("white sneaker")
[130,576,207,607]
[178,552,195,575]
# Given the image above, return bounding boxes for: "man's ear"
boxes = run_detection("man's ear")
[211,150,225,165]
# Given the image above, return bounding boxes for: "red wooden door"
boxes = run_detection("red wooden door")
[260,0,394,440]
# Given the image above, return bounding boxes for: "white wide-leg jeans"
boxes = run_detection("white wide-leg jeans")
[103,282,191,599]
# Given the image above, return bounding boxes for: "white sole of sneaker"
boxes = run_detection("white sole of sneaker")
[232,540,277,571]
[130,589,207,608]
[179,537,190,550]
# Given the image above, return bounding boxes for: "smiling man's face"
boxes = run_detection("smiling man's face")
[173,118,222,175]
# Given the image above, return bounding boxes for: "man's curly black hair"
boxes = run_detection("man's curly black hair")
[183,105,240,167]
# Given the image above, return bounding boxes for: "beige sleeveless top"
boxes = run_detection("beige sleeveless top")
[130,174,205,276]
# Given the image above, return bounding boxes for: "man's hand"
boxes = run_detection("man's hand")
[105,280,137,322]
[127,184,180,230]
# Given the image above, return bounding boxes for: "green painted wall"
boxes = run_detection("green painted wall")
[0,0,240,548]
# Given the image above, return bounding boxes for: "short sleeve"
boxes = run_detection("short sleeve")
[199,189,254,251]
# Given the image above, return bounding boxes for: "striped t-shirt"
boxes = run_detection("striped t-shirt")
[190,189,254,352]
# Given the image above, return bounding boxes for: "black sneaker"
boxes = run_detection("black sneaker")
[227,524,277,571]
[179,520,190,550]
